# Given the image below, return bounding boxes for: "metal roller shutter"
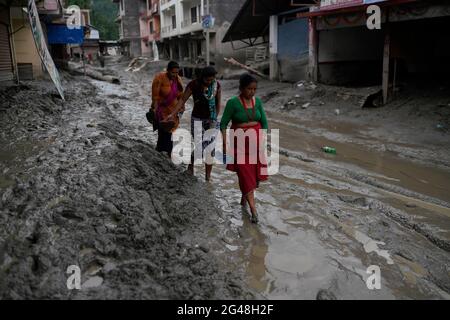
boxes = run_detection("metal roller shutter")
[0,22,14,82]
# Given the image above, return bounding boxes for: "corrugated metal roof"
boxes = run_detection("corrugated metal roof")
[222,0,316,43]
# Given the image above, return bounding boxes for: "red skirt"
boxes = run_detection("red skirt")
[226,122,268,195]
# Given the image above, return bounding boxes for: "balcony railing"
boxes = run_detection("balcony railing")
[180,19,202,34]
[161,25,173,36]
[181,19,190,28]
[161,0,173,6]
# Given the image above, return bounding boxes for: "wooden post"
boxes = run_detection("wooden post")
[206,0,210,65]
[393,58,397,98]
[382,10,390,105]
[308,17,318,82]
[382,29,390,104]
[269,15,279,81]
[188,41,193,62]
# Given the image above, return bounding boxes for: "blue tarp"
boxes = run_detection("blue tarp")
[46,24,84,45]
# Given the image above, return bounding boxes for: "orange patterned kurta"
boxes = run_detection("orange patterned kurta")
[151,72,184,133]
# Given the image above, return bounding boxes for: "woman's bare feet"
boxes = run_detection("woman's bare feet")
[205,164,212,182]
[250,210,259,224]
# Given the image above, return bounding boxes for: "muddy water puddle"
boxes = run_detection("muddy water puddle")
[270,117,450,205]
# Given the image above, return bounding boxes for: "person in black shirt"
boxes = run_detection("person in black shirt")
[169,66,222,181]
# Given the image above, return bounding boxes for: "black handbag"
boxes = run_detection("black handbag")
[146,109,158,131]
[146,110,154,123]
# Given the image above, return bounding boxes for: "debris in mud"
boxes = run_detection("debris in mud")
[322,146,337,155]
[337,195,368,207]
[436,123,448,132]
[316,289,337,300]
[361,89,383,108]
[261,91,279,103]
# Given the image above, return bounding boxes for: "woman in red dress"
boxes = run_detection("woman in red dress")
[220,74,269,223]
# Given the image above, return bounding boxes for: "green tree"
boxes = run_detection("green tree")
[66,0,119,40]
[66,0,91,9]
[91,0,119,40]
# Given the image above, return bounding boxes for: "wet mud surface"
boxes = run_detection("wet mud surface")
[1,57,449,299]
[0,69,252,299]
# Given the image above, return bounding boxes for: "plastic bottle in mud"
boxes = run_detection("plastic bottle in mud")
[322,146,336,154]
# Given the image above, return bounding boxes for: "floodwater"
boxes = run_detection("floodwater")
[91,69,450,300]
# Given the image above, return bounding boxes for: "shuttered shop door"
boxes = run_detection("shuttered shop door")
[0,23,14,82]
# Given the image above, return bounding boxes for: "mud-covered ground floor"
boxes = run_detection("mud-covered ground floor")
[0,57,449,299]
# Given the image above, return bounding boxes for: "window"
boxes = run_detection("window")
[148,0,151,10]
[191,7,197,24]
[120,0,124,12]
[172,15,176,29]
[150,21,154,34]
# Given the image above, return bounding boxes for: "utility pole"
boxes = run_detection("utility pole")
[206,0,210,66]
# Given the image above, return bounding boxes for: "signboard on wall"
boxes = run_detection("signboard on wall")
[364,0,386,3]
[320,0,363,10]
[202,15,215,29]
[47,24,84,44]
[27,0,65,100]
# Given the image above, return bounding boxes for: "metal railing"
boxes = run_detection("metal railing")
[161,0,173,6]
[181,19,190,28]
[161,25,173,35]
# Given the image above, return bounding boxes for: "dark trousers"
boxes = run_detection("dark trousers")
[156,130,173,154]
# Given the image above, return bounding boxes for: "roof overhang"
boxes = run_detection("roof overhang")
[297,0,418,18]
[222,0,318,44]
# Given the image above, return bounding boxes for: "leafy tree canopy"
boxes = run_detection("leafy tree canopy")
[67,0,119,40]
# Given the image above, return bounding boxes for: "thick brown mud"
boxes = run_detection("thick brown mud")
[1,57,449,299]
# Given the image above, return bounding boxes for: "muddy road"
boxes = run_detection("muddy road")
[96,58,450,299]
[1,56,449,299]
[0,68,252,299]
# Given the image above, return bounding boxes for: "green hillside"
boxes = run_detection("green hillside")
[67,0,119,40]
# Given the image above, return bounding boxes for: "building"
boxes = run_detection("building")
[113,0,142,57]
[0,0,66,82]
[137,0,161,58]
[222,0,317,81]
[300,0,450,103]
[0,4,16,82]
[69,9,101,63]
[223,0,450,105]
[158,0,247,68]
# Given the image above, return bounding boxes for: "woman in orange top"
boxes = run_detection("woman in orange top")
[150,61,184,156]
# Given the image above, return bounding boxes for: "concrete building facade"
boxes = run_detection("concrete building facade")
[139,0,161,57]
[0,0,66,82]
[302,0,450,104]
[158,0,246,69]
[113,0,142,57]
